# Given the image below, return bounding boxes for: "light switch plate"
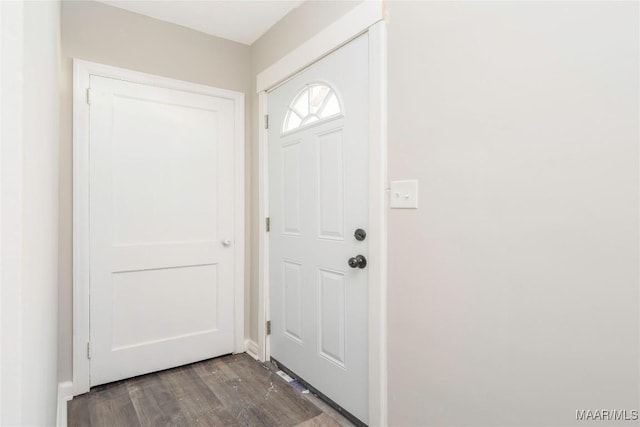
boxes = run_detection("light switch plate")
[390,180,418,209]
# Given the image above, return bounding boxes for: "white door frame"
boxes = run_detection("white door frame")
[256,2,388,425]
[72,60,245,396]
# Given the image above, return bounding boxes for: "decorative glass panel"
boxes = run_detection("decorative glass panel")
[283,83,342,134]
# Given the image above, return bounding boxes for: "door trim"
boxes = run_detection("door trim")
[72,59,245,396]
[256,17,388,427]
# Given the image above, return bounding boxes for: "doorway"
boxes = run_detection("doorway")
[73,61,245,393]
[268,34,369,424]
[257,16,388,425]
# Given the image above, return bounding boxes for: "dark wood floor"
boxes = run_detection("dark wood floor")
[68,353,353,427]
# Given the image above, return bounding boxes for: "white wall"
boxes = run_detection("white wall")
[1,1,61,425]
[386,2,639,425]
[0,1,24,424]
[58,0,252,386]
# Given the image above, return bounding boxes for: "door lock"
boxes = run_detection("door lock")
[348,255,367,269]
[354,228,367,241]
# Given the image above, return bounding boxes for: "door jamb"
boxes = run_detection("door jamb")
[256,4,388,425]
[72,60,245,396]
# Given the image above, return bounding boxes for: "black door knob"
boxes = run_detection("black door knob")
[348,255,367,269]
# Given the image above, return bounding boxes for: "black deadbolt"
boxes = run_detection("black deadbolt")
[354,228,367,241]
[348,255,367,269]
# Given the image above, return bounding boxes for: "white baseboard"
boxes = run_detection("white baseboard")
[56,381,73,427]
[245,339,259,360]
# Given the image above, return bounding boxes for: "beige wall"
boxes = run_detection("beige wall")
[58,0,251,384]
[386,1,639,425]
[250,1,361,76]
[248,0,361,342]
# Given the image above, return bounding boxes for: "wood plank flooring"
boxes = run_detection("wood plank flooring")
[68,353,354,427]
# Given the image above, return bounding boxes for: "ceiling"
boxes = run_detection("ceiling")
[96,0,304,45]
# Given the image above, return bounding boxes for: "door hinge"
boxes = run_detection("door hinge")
[264,114,269,129]
[266,217,270,232]
[86,88,92,105]
[87,342,92,359]
[266,320,271,335]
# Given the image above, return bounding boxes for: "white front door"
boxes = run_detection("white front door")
[269,34,369,423]
[89,75,237,386]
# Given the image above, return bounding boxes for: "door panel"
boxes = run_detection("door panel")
[89,75,236,386]
[110,264,219,349]
[284,260,304,342]
[318,268,346,367]
[318,129,345,240]
[269,34,369,423]
[283,142,302,235]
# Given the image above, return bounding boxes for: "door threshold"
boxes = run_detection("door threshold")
[271,357,367,427]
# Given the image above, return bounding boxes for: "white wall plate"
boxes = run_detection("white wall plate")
[390,180,418,209]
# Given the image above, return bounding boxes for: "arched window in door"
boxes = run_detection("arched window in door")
[282,83,342,134]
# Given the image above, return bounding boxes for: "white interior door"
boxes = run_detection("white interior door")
[269,34,369,423]
[89,75,237,386]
